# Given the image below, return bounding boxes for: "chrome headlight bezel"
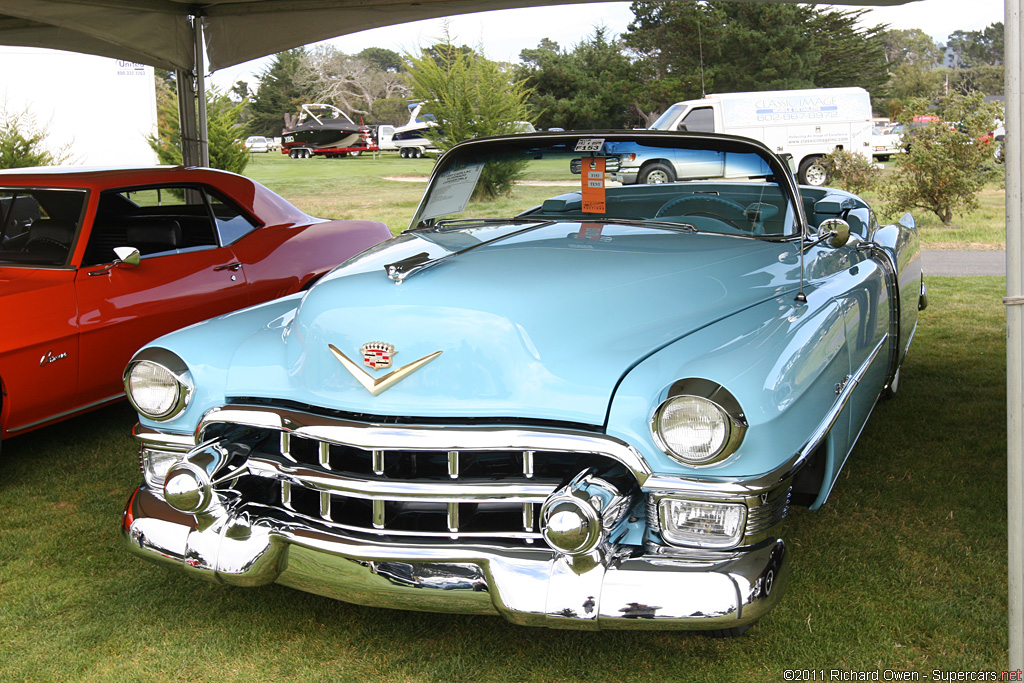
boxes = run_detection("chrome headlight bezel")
[651,379,747,466]
[123,348,194,422]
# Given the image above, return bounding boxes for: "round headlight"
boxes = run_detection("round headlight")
[123,349,193,421]
[654,395,732,465]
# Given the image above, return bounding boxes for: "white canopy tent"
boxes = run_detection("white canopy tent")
[0,0,1020,665]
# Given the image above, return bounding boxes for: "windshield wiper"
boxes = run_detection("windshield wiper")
[410,217,552,232]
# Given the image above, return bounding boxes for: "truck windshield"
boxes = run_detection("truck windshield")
[650,103,688,131]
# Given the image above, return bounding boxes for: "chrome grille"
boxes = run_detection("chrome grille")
[199,408,644,546]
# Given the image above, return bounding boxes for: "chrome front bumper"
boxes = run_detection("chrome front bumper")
[123,486,787,630]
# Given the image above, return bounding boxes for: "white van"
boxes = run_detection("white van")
[646,87,874,186]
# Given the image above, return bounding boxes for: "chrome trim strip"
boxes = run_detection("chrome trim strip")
[644,333,889,497]
[9,392,123,433]
[448,450,459,479]
[134,424,195,451]
[246,455,559,503]
[197,405,653,484]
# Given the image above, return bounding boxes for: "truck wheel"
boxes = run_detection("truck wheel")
[798,156,829,186]
[639,162,676,184]
[288,149,297,159]
[413,148,424,159]
[350,150,362,157]
[400,148,409,159]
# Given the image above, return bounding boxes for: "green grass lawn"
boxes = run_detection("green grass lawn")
[0,276,1008,681]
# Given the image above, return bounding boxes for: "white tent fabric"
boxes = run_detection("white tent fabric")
[0,0,1019,669]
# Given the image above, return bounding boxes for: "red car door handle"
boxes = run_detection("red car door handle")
[214,262,242,271]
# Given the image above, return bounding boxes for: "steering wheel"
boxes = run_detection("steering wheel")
[24,236,69,253]
[654,195,749,230]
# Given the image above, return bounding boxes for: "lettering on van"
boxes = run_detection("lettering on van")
[116,60,147,77]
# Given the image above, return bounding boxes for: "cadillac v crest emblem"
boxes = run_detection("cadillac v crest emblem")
[361,342,394,369]
[329,343,442,396]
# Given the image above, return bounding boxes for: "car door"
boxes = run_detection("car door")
[0,188,88,436]
[804,226,893,507]
[73,185,250,408]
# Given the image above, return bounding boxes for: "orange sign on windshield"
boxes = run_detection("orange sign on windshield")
[581,157,606,214]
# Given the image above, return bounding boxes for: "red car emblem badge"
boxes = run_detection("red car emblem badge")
[361,342,394,370]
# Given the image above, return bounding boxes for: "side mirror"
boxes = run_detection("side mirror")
[898,213,916,231]
[114,246,141,267]
[88,246,141,276]
[819,218,851,248]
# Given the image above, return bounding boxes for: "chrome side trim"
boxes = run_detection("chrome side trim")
[196,405,653,485]
[8,392,124,433]
[644,332,889,497]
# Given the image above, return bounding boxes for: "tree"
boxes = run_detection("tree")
[357,47,405,73]
[881,91,1003,225]
[885,62,947,102]
[148,87,249,174]
[405,34,533,198]
[246,49,312,137]
[949,65,1004,96]
[298,45,410,122]
[624,2,890,118]
[0,106,71,168]
[516,28,639,129]
[946,22,1004,68]
[882,28,942,68]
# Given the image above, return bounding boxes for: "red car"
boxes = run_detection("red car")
[0,166,390,445]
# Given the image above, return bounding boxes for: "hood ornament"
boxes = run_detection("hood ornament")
[330,343,442,396]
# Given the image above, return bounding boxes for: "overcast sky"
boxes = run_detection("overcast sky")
[210,0,1007,90]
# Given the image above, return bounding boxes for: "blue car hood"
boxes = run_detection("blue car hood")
[227,222,800,426]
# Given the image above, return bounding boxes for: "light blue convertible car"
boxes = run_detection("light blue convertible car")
[120,131,925,635]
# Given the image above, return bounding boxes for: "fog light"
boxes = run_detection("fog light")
[658,497,746,549]
[141,448,185,488]
[163,464,212,514]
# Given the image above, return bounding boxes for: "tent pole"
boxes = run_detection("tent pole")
[175,67,200,166]
[194,15,209,167]
[1007,0,1023,669]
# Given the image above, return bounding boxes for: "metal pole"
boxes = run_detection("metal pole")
[194,15,209,167]
[1007,0,1023,669]
[175,67,199,167]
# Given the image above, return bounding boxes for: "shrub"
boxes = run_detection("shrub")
[823,149,881,196]
[880,91,1003,225]
[0,107,71,169]
[148,86,249,174]
[405,31,533,199]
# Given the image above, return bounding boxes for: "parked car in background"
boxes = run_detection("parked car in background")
[871,124,905,161]
[0,166,390,446]
[244,136,270,153]
[121,131,924,635]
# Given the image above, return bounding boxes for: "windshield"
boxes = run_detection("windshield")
[0,188,87,267]
[410,133,799,240]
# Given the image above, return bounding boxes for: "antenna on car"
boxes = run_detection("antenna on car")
[697,14,707,98]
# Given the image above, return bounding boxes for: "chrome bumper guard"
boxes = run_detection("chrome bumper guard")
[123,485,787,630]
